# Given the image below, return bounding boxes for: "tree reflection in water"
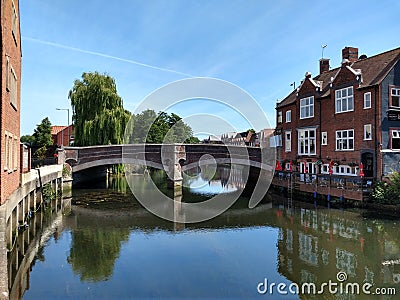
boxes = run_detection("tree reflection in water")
[67,228,129,282]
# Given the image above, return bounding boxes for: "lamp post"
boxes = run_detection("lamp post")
[56,108,70,147]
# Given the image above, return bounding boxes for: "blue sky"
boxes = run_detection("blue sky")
[20,0,400,136]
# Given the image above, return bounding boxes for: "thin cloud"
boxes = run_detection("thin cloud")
[22,36,194,77]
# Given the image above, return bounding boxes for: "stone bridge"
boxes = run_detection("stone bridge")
[59,144,274,183]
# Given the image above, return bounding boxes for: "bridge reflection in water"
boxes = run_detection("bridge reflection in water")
[7,196,71,300]
[7,170,400,299]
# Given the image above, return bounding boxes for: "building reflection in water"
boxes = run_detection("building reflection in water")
[185,164,247,195]
[275,200,400,296]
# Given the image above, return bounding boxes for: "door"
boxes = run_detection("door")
[361,152,373,178]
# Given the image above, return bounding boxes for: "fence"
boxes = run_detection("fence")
[272,171,374,201]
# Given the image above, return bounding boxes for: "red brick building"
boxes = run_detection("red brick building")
[275,46,400,180]
[1,0,22,204]
[51,125,74,147]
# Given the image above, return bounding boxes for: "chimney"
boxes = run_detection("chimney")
[319,58,330,74]
[342,47,359,62]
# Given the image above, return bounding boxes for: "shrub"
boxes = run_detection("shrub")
[372,171,400,205]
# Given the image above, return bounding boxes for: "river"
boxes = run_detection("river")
[8,167,400,299]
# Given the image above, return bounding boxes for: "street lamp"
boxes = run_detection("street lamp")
[56,108,70,147]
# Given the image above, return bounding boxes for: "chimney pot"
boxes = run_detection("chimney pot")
[342,47,359,62]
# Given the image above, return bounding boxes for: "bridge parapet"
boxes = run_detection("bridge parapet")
[61,144,272,185]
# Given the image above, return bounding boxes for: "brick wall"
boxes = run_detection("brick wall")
[1,0,22,204]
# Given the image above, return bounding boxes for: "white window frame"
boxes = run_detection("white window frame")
[364,92,371,109]
[336,129,354,151]
[12,0,18,42]
[286,110,292,123]
[335,86,354,113]
[285,131,291,152]
[364,124,372,140]
[298,128,316,155]
[4,132,9,171]
[300,96,314,119]
[391,88,400,108]
[13,135,18,171]
[6,57,10,92]
[10,66,18,109]
[321,132,328,146]
[277,111,283,124]
[391,129,400,150]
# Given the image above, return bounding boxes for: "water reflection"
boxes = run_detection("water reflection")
[10,172,400,299]
[275,200,400,298]
[184,164,246,195]
[67,228,129,282]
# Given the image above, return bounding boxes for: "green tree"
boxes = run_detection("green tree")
[128,110,198,144]
[20,135,35,145]
[69,72,130,146]
[33,117,53,147]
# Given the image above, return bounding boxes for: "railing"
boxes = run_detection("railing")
[272,171,374,200]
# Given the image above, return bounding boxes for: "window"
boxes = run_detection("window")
[391,88,400,108]
[336,129,354,151]
[322,132,328,145]
[6,57,10,91]
[285,131,291,152]
[10,67,18,109]
[298,128,316,155]
[4,133,9,171]
[14,136,18,171]
[364,124,372,140]
[270,135,282,147]
[12,1,18,42]
[391,130,400,150]
[300,96,314,119]
[364,92,371,109]
[335,87,354,113]
[286,110,291,123]
[277,111,283,123]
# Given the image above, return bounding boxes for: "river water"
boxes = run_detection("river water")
[9,168,400,299]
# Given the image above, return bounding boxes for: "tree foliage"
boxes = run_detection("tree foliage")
[33,117,53,147]
[20,135,35,145]
[372,171,400,205]
[126,109,199,144]
[69,72,130,146]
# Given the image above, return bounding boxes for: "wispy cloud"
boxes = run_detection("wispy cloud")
[22,36,194,78]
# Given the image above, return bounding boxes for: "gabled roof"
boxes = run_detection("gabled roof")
[277,47,400,108]
[51,126,67,135]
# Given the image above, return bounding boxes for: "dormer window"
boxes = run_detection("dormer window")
[335,86,354,113]
[300,96,314,119]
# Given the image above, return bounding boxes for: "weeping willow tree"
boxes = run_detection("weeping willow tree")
[69,72,131,173]
[69,72,131,146]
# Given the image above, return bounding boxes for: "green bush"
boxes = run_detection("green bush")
[372,171,400,205]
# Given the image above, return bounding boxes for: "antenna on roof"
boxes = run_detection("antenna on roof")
[290,82,296,90]
[321,44,327,59]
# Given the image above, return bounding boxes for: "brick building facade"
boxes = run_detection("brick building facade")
[275,46,400,180]
[51,125,74,147]
[1,0,22,204]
